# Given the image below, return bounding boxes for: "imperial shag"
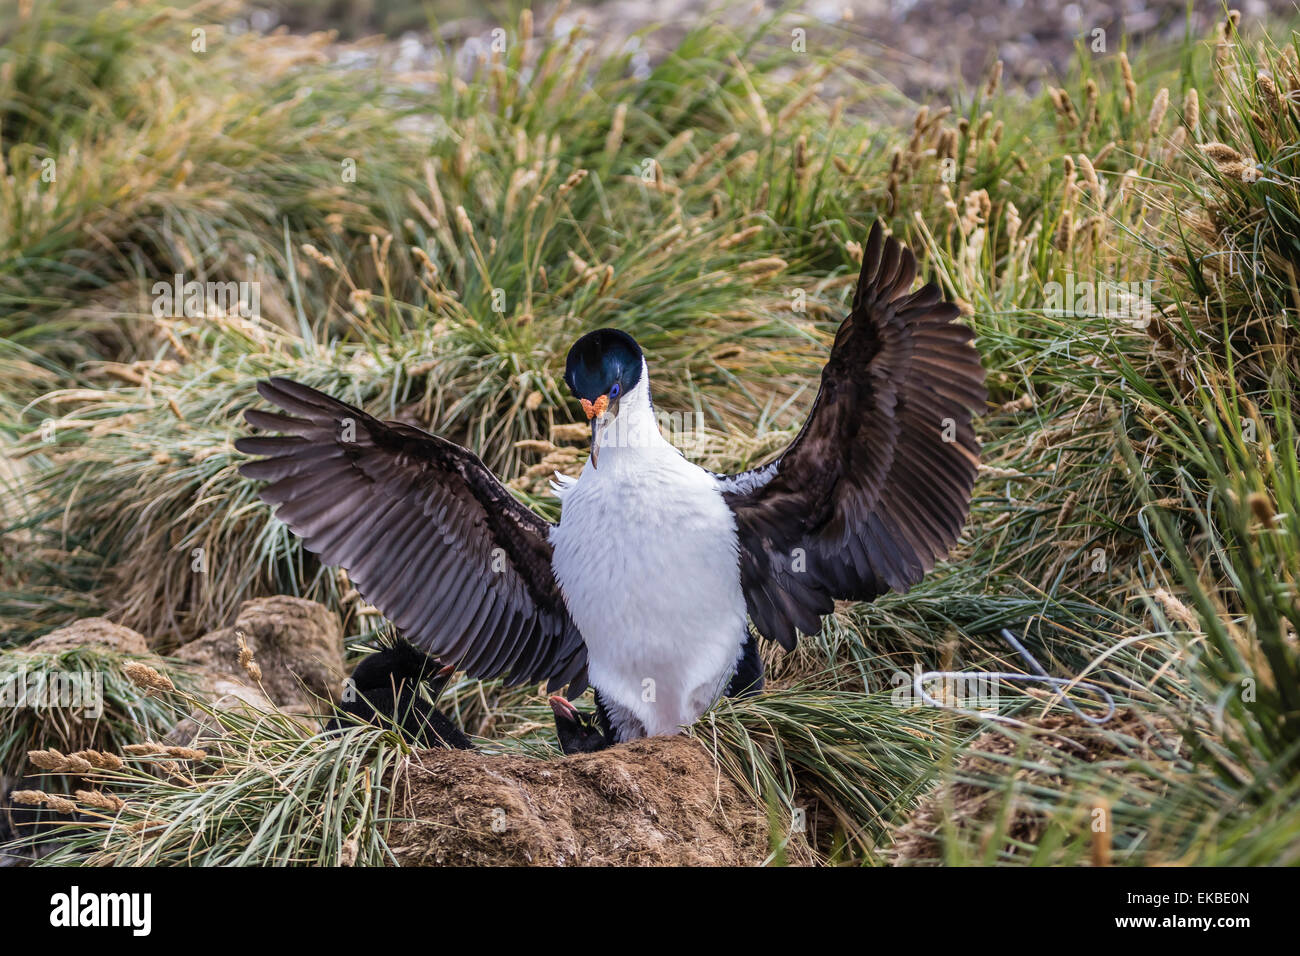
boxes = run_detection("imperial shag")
[236,223,985,754]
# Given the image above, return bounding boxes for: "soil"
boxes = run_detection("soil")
[388,735,814,866]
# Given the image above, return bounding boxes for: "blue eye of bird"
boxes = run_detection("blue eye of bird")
[609,383,621,399]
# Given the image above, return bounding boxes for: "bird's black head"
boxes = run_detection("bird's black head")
[348,641,453,696]
[564,328,643,415]
[549,695,611,755]
[332,642,473,750]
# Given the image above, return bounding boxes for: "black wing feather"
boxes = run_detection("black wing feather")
[235,378,588,694]
[721,222,985,649]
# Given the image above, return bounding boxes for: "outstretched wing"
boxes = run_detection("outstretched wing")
[719,222,985,649]
[235,378,588,693]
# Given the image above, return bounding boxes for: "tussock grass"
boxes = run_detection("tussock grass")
[0,643,189,779]
[691,683,962,862]
[2,0,1299,865]
[28,693,404,867]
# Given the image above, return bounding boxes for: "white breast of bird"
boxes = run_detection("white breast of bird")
[550,438,748,740]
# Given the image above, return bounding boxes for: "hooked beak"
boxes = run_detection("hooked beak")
[548,694,579,722]
[580,394,610,469]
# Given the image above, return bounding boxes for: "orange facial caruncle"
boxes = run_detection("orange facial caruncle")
[580,394,610,420]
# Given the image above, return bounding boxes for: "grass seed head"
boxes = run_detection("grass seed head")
[1148,87,1169,134]
[123,662,175,695]
[1120,53,1137,113]
[27,748,93,774]
[165,747,208,761]
[1257,72,1283,115]
[1153,588,1200,630]
[1248,491,1276,525]
[123,743,167,756]
[76,789,126,812]
[70,749,125,770]
[1183,88,1200,132]
[985,59,1003,98]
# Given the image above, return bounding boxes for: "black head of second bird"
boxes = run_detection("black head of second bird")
[548,694,614,755]
[331,641,474,750]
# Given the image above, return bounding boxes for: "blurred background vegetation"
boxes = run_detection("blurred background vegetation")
[1,0,1298,865]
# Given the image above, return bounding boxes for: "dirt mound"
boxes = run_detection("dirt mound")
[24,618,150,656]
[890,709,1178,864]
[389,736,810,866]
[173,596,343,711]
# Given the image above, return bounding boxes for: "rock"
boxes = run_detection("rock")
[25,619,150,656]
[163,677,282,748]
[173,596,344,713]
[388,736,813,866]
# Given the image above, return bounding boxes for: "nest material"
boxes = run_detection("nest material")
[890,709,1178,864]
[388,735,814,866]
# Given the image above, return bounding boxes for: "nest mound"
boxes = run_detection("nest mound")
[389,736,810,866]
[24,618,150,656]
[172,596,344,710]
[165,596,345,744]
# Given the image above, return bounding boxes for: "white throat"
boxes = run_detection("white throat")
[590,360,673,468]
